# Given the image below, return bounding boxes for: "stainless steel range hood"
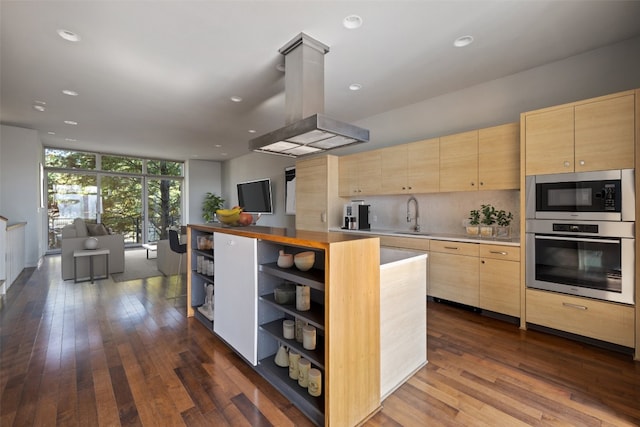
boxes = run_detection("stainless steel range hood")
[250,33,369,157]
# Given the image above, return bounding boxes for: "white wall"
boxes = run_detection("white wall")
[224,35,640,230]
[342,35,640,153]
[221,153,296,228]
[185,159,222,225]
[0,125,45,267]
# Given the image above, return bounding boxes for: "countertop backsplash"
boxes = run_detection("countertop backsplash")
[351,190,520,236]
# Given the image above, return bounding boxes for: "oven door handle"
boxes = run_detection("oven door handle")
[534,235,620,244]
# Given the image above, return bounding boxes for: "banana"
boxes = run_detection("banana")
[216,207,243,224]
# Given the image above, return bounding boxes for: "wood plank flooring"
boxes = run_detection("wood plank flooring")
[1,255,639,426]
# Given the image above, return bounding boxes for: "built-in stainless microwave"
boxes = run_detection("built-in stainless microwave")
[525,169,635,221]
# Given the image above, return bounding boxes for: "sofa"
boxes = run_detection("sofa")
[60,218,125,280]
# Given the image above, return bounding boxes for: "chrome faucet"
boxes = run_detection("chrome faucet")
[406,196,420,232]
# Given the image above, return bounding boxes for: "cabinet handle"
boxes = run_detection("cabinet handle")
[489,251,508,256]
[481,260,485,264]
[480,181,484,186]
[444,246,459,250]
[562,302,587,310]
[563,161,570,168]
[407,186,412,190]
[470,182,475,186]
[579,160,585,166]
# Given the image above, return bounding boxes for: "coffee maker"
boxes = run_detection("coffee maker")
[343,200,371,230]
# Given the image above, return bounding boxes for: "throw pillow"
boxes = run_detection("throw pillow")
[73,218,88,237]
[86,223,108,236]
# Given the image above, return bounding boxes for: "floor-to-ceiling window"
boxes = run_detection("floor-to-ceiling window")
[45,148,183,251]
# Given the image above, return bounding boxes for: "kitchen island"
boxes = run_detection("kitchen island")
[187,224,382,426]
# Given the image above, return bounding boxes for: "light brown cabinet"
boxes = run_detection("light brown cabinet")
[479,244,520,317]
[478,122,520,190]
[440,123,520,192]
[526,288,634,347]
[380,137,439,194]
[524,91,635,175]
[439,130,478,192]
[338,150,382,196]
[295,155,341,232]
[429,240,479,307]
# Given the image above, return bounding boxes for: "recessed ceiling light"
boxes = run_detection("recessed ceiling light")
[64,120,78,125]
[230,96,243,102]
[343,15,363,29]
[453,35,474,47]
[214,144,222,148]
[48,131,56,135]
[221,152,228,156]
[64,138,77,142]
[349,83,362,91]
[34,100,47,105]
[248,129,256,134]
[62,89,79,96]
[57,29,80,42]
[33,105,46,112]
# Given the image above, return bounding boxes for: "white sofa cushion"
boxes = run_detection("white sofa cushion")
[73,217,88,237]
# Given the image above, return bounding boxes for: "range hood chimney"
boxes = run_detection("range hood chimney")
[249,33,369,157]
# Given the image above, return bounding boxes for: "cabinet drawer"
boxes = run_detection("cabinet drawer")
[430,240,478,257]
[379,235,429,251]
[526,289,634,347]
[479,244,520,261]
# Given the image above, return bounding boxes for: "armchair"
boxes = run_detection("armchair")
[60,218,125,280]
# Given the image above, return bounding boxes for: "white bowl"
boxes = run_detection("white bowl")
[294,251,315,271]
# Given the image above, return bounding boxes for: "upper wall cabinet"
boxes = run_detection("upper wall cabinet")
[439,130,478,192]
[338,150,382,197]
[524,91,636,175]
[296,155,341,232]
[440,122,520,192]
[380,137,439,194]
[478,122,520,190]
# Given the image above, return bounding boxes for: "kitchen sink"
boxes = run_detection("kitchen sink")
[392,231,431,237]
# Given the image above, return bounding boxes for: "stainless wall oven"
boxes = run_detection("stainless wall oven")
[525,169,635,305]
[526,220,634,304]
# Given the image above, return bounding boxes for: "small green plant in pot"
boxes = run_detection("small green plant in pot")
[480,204,496,237]
[202,192,225,222]
[495,209,513,238]
[466,209,480,235]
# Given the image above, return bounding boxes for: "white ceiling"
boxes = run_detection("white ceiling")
[2,1,640,162]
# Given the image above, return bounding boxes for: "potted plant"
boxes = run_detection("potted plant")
[480,204,496,237]
[466,209,480,235]
[202,192,225,222]
[495,209,513,238]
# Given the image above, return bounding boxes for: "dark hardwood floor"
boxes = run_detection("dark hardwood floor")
[1,255,639,426]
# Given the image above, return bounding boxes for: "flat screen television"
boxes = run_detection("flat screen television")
[237,178,273,214]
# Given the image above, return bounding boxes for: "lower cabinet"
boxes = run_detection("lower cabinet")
[526,288,635,347]
[479,244,520,317]
[428,240,521,318]
[429,240,480,307]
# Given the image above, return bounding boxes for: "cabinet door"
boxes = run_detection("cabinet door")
[296,156,328,231]
[479,258,520,317]
[357,150,382,195]
[338,154,358,197]
[478,123,520,190]
[407,137,439,193]
[439,130,478,192]
[380,145,408,194]
[213,233,258,365]
[524,106,574,175]
[429,251,479,307]
[574,93,635,172]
